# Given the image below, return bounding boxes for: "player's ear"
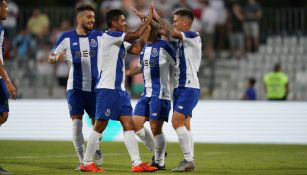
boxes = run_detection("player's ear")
[76,15,81,23]
[111,20,117,28]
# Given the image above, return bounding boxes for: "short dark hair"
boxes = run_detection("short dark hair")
[174,9,194,22]
[76,4,95,14]
[106,9,125,28]
[274,63,281,72]
[248,78,256,86]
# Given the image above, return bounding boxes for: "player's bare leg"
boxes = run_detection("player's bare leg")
[0,112,8,125]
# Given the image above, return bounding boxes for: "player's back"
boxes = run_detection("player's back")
[96,31,131,91]
[52,30,102,92]
[139,39,176,100]
[175,31,202,89]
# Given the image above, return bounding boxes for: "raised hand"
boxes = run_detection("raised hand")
[130,7,147,22]
[150,1,160,20]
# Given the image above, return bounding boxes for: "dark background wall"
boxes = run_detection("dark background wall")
[15,0,307,7]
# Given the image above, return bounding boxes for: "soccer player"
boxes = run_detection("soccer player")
[48,4,102,170]
[80,9,157,172]
[0,0,17,174]
[126,23,176,170]
[152,3,202,172]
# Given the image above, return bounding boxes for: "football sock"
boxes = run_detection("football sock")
[189,130,194,159]
[175,126,193,162]
[83,130,101,165]
[72,119,84,163]
[123,130,142,166]
[153,133,166,166]
[136,127,155,153]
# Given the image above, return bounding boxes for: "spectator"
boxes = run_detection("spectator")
[99,0,122,29]
[55,61,69,89]
[264,63,289,101]
[242,77,256,100]
[172,0,192,11]
[243,0,261,52]
[35,42,54,96]
[2,0,18,42]
[210,0,227,55]
[227,1,245,59]
[27,8,50,39]
[12,29,35,70]
[154,0,173,20]
[127,0,149,30]
[201,0,217,59]
[75,0,96,9]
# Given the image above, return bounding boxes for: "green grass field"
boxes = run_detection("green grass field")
[1,141,307,175]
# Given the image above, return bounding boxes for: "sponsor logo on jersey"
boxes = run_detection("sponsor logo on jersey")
[178,105,184,109]
[152,113,158,117]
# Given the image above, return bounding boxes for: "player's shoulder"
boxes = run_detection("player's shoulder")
[90,30,104,36]
[182,31,199,39]
[57,30,76,40]
[155,39,170,48]
[104,31,124,37]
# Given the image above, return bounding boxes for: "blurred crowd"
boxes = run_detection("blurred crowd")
[3,0,263,98]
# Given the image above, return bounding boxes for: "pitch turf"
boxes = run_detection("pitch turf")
[1,141,307,175]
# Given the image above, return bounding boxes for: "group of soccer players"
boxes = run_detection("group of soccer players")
[0,0,201,173]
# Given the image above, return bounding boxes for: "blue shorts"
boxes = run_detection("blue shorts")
[0,79,9,113]
[96,89,133,121]
[173,87,200,117]
[134,96,171,122]
[66,89,96,117]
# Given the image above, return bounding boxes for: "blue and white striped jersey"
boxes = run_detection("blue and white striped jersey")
[52,30,102,92]
[96,31,131,90]
[0,24,5,79]
[173,31,202,89]
[139,40,176,100]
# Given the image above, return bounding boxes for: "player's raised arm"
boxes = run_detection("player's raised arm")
[151,1,182,40]
[124,10,152,42]
[128,26,151,55]
[127,7,153,55]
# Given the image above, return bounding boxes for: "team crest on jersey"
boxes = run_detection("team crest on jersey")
[151,48,158,57]
[90,39,97,47]
[105,109,111,117]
